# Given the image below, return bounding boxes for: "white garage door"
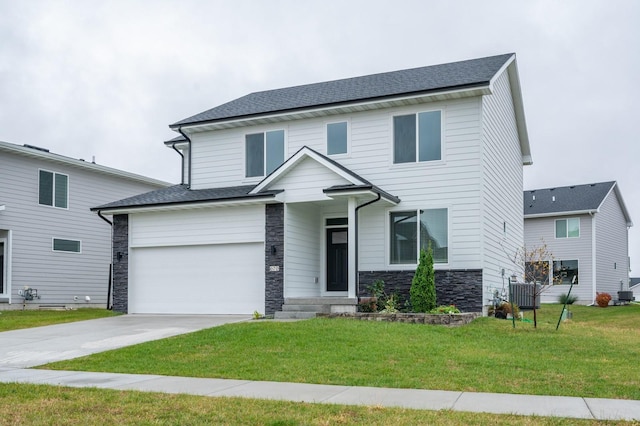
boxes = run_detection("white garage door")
[129,243,264,314]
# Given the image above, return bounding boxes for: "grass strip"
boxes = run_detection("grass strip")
[0,309,118,332]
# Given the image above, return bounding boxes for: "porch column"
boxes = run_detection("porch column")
[348,197,357,299]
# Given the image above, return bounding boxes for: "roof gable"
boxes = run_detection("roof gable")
[524,181,632,226]
[171,54,514,129]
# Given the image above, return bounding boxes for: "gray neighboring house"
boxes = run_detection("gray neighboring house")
[631,278,640,301]
[95,53,532,317]
[0,141,170,309]
[523,181,633,304]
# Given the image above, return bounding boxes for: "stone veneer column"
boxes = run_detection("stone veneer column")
[264,204,284,315]
[112,214,129,313]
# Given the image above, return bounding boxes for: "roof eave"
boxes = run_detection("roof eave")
[524,209,597,219]
[171,83,492,133]
[92,193,279,215]
[323,186,400,205]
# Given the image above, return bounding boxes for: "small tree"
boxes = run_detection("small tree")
[509,243,554,328]
[411,244,436,312]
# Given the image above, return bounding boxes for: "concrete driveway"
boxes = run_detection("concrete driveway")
[0,314,250,369]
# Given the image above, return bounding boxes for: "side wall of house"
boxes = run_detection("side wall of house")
[0,151,164,309]
[595,189,630,298]
[523,215,594,304]
[480,69,526,308]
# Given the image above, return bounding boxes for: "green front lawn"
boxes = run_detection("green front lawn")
[0,309,118,332]
[45,304,640,400]
[0,383,623,425]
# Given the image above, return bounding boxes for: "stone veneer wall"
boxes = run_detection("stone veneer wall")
[112,214,129,313]
[358,269,483,313]
[265,204,284,315]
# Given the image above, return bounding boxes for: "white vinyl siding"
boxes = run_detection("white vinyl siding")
[129,205,265,248]
[0,151,166,306]
[284,204,321,297]
[480,70,525,301]
[595,189,630,297]
[268,157,351,203]
[524,215,593,304]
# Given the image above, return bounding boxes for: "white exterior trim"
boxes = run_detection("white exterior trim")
[251,146,365,194]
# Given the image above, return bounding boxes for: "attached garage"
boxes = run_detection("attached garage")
[126,205,266,314]
[129,243,264,314]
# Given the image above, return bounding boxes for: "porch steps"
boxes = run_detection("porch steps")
[274,297,358,320]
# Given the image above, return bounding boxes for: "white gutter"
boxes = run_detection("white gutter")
[524,209,596,219]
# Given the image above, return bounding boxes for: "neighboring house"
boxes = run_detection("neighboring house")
[630,278,640,301]
[0,141,169,309]
[523,181,633,304]
[94,53,532,316]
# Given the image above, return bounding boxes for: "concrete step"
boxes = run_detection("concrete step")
[282,304,331,313]
[274,311,317,320]
[284,297,357,305]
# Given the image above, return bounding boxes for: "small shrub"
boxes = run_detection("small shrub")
[410,245,436,312]
[558,293,578,305]
[492,302,520,319]
[379,294,399,314]
[252,311,263,320]
[357,297,377,313]
[595,292,612,307]
[430,305,460,314]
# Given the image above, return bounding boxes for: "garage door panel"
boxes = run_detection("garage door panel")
[130,243,264,314]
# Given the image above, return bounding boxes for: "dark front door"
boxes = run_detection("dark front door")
[326,228,348,292]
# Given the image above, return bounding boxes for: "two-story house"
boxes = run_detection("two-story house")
[0,141,169,310]
[94,53,532,316]
[524,181,633,304]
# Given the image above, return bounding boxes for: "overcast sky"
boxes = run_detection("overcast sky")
[1,0,638,273]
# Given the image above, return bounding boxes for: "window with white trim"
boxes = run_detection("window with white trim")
[39,170,68,208]
[245,130,285,177]
[553,260,579,285]
[53,238,81,253]
[327,121,348,155]
[393,110,442,164]
[390,208,448,264]
[555,218,579,238]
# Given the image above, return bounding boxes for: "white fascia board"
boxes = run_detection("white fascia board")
[601,183,633,227]
[524,210,596,219]
[176,86,491,133]
[325,189,398,205]
[95,196,279,215]
[250,147,365,194]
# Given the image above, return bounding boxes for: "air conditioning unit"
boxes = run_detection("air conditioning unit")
[509,284,540,309]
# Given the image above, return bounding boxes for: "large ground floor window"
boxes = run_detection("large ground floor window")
[390,208,448,264]
[553,259,579,284]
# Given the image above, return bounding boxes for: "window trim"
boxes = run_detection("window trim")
[52,238,82,254]
[325,120,350,156]
[244,128,286,178]
[553,259,579,285]
[555,217,580,239]
[386,206,449,267]
[391,108,444,165]
[38,169,69,209]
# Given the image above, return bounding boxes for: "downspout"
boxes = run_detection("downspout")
[171,143,185,185]
[96,210,113,310]
[354,193,382,296]
[177,127,192,188]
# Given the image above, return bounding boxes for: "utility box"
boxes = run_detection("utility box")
[510,283,540,309]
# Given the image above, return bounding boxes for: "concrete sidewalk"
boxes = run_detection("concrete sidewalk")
[1,367,639,421]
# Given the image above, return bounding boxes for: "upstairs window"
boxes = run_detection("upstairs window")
[555,218,580,238]
[393,110,442,164]
[327,121,348,155]
[390,208,448,264]
[245,130,285,177]
[39,170,68,208]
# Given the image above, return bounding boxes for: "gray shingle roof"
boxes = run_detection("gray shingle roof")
[171,53,514,128]
[92,184,281,211]
[523,182,616,216]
